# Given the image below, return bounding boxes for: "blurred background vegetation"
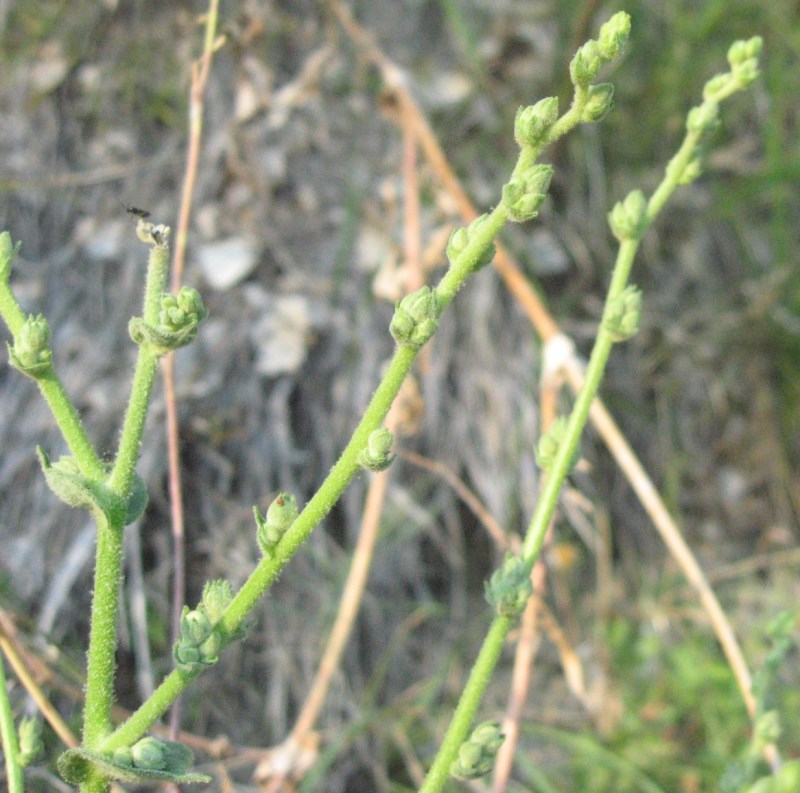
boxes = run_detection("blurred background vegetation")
[0,0,797,790]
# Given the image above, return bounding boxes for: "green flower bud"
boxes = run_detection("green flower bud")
[112,746,134,767]
[183,606,212,645]
[445,214,496,272]
[131,737,167,770]
[686,102,719,135]
[450,720,505,781]
[604,285,642,342]
[0,232,21,282]
[358,427,395,472]
[676,149,704,185]
[702,73,730,101]
[128,737,195,776]
[582,83,615,123]
[727,36,762,69]
[201,579,235,624]
[159,286,207,333]
[485,553,533,617]
[18,715,44,768]
[255,492,298,557]
[513,97,559,147]
[502,164,554,222]
[569,40,601,86]
[129,287,206,355]
[607,189,648,242]
[390,286,440,349]
[733,57,760,87]
[535,416,580,474]
[173,605,219,671]
[596,11,631,62]
[9,313,53,377]
[445,227,470,262]
[198,630,222,665]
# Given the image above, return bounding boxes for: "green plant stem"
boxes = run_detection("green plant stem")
[108,244,169,497]
[522,238,637,564]
[83,243,169,767]
[0,656,24,793]
[418,616,511,793]
[0,280,105,479]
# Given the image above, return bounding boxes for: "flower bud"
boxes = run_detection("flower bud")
[535,415,580,474]
[201,579,235,624]
[18,716,43,768]
[131,737,167,770]
[604,285,642,342]
[390,286,440,349]
[358,427,395,472]
[445,214,496,271]
[9,313,53,376]
[581,83,614,123]
[727,36,762,68]
[485,553,533,618]
[702,73,729,101]
[607,189,648,242]
[686,102,719,135]
[255,492,298,557]
[569,40,601,86]
[676,150,704,185]
[513,97,559,147]
[450,720,505,781]
[596,11,631,61]
[445,227,470,263]
[159,287,207,333]
[173,605,219,671]
[733,58,760,87]
[502,164,554,222]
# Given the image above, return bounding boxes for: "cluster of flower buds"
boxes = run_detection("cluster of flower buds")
[129,286,207,356]
[607,189,648,242]
[8,313,52,377]
[502,164,554,222]
[358,427,395,472]
[450,721,505,781]
[535,416,580,474]
[484,553,533,618]
[445,214,497,273]
[604,285,642,342]
[568,11,631,122]
[255,492,299,558]
[390,286,441,350]
[173,580,238,672]
[726,37,762,89]
[514,97,559,148]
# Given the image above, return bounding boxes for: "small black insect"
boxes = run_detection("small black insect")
[116,199,151,219]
